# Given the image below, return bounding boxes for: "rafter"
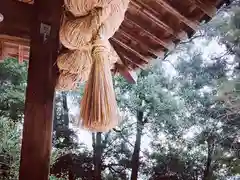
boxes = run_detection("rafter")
[111,37,149,63]
[125,12,175,50]
[118,28,165,58]
[124,16,175,51]
[155,0,199,30]
[121,54,145,69]
[110,38,148,68]
[115,51,144,70]
[190,0,217,17]
[115,31,155,59]
[131,0,188,40]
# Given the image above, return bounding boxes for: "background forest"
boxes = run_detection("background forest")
[0,1,240,180]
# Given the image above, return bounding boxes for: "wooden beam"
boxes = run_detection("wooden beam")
[155,0,199,30]
[110,39,146,68]
[121,54,145,69]
[0,36,30,61]
[0,43,29,61]
[124,16,175,51]
[0,0,33,38]
[0,35,30,46]
[19,0,63,180]
[117,28,165,58]
[111,42,145,70]
[190,0,217,17]
[114,31,157,59]
[125,11,175,50]
[111,37,149,63]
[131,0,188,40]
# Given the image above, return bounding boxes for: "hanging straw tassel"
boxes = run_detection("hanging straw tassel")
[80,39,119,132]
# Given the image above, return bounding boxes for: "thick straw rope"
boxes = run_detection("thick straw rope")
[57,0,129,131]
[57,41,118,78]
[57,49,92,74]
[56,70,82,90]
[64,0,113,17]
[60,7,111,50]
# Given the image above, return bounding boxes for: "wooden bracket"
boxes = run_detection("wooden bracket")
[116,63,138,84]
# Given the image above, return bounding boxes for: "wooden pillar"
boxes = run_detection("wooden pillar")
[19,0,63,180]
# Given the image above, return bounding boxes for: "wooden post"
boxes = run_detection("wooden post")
[19,0,63,179]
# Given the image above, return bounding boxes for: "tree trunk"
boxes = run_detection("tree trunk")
[68,169,74,180]
[131,111,144,180]
[53,97,58,131]
[93,132,102,180]
[203,139,215,180]
[92,133,96,179]
[61,92,69,126]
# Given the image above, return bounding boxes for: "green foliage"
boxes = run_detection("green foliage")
[0,58,27,122]
[0,59,27,179]
[49,175,65,180]
[115,62,180,134]
[0,119,21,179]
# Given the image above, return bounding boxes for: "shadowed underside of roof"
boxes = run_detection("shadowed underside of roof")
[0,0,228,70]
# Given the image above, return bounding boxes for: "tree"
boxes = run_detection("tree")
[172,40,239,179]
[0,119,21,180]
[0,58,27,122]
[114,63,180,180]
[92,132,103,180]
[51,150,94,180]
[0,58,27,180]
[53,92,78,149]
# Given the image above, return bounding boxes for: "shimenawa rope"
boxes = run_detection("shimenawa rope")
[57,0,129,132]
